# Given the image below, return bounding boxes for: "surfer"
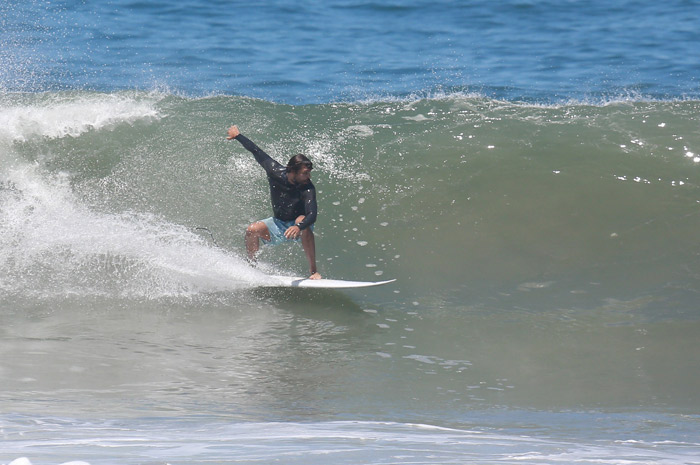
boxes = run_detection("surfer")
[227,125,321,280]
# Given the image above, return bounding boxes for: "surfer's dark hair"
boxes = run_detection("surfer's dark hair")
[287,154,313,172]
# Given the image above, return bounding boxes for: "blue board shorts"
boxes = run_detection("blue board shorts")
[260,217,314,245]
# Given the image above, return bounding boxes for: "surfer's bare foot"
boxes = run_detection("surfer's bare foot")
[309,272,321,280]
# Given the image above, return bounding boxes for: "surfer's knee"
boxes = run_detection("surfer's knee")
[246,221,268,239]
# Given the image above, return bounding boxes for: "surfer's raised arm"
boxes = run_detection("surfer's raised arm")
[226,125,281,174]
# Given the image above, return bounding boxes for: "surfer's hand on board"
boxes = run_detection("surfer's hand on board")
[227,125,240,140]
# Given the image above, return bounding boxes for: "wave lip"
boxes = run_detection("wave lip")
[0,91,163,143]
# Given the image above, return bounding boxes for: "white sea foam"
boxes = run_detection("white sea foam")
[0,165,266,299]
[8,459,89,465]
[4,419,698,465]
[0,92,162,143]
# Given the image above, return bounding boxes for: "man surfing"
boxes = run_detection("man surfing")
[227,125,321,280]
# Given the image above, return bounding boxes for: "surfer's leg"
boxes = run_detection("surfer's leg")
[297,215,321,280]
[245,221,270,261]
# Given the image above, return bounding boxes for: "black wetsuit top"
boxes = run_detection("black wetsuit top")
[234,134,317,230]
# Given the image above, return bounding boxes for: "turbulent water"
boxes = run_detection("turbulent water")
[2,0,700,464]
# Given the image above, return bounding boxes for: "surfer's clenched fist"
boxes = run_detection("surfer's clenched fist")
[227,125,240,140]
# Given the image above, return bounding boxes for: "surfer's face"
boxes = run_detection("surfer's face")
[293,166,312,185]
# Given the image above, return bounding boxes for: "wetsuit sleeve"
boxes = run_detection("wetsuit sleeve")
[233,134,283,175]
[296,186,317,230]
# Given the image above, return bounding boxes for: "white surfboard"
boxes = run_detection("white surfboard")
[264,275,396,289]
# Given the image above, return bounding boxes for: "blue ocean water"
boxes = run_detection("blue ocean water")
[2,2,700,465]
[2,0,700,103]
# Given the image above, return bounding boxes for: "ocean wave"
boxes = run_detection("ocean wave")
[0,89,698,304]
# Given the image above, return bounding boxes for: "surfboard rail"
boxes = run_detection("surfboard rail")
[264,275,396,289]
